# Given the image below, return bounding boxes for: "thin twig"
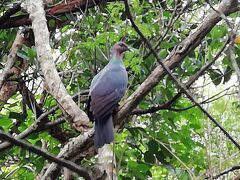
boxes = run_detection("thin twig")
[143,0,192,60]
[205,165,240,179]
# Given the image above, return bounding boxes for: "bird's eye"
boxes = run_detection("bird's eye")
[119,43,123,47]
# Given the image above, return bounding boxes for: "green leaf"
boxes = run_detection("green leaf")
[61,25,70,33]
[156,150,168,164]
[210,25,227,39]
[27,47,37,62]
[48,19,56,28]
[17,50,29,60]
[159,49,167,59]
[223,65,233,84]
[137,163,150,172]
[0,116,12,129]
[148,139,158,153]
[144,151,155,164]
[163,11,171,18]
[128,160,138,168]
[208,69,222,86]
[34,157,45,173]
[160,41,174,49]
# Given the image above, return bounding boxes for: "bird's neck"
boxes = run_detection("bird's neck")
[110,52,123,64]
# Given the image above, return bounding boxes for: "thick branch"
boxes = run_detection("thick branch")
[116,0,239,125]
[0,0,120,29]
[132,38,230,115]
[0,4,21,25]
[0,130,91,180]
[97,144,117,180]
[21,0,89,131]
[123,0,240,150]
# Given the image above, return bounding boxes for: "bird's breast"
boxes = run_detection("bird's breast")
[109,67,127,86]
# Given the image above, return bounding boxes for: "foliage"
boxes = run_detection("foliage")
[0,0,240,179]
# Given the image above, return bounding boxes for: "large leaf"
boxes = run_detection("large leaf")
[208,68,223,86]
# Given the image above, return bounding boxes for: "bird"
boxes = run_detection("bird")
[86,41,129,148]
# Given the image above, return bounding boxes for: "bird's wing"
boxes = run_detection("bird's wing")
[90,72,126,120]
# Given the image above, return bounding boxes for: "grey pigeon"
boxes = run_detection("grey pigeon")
[87,41,129,148]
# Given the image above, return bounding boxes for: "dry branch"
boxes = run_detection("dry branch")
[0,29,29,111]
[21,0,90,131]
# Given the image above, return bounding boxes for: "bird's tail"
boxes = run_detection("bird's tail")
[94,116,114,148]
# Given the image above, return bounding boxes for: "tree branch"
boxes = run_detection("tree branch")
[0,89,88,152]
[0,30,25,90]
[0,3,21,26]
[0,130,91,180]
[41,129,94,179]
[97,144,117,180]
[134,88,238,113]
[205,165,240,179]
[123,0,240,150]
[21,0,90,132]
[0,0,121,29]
[131,37,230,115]
[0,29,30,111]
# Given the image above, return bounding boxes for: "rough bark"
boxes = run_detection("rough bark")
[21,0,90,132]
[98,144,117,180]
[114,0,239,126]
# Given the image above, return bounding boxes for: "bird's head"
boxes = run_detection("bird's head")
[112,41,130,55]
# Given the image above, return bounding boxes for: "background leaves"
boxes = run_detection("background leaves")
[0,0,240,179]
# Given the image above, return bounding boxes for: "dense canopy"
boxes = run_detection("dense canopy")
[0,0,240,179]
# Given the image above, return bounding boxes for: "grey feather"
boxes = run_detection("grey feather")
[87,42,129,148]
